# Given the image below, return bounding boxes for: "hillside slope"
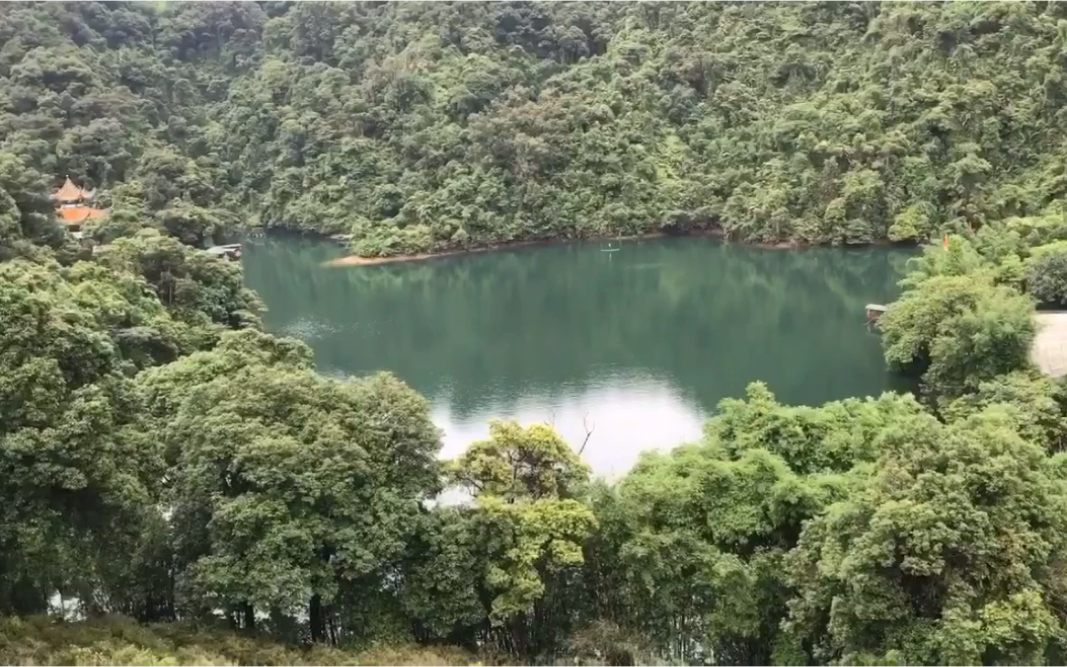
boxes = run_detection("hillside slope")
[4,2,1067,255]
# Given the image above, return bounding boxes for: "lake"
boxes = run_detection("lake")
[242,236,913,477]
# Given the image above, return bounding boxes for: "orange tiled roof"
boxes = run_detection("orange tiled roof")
[57,205,107,224]
[51,176,93,202]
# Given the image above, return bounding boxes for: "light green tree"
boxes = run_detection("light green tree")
[449,420,596,658]
[881,272,1035,400]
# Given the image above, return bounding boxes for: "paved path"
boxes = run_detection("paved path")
[1032,312,1067,378]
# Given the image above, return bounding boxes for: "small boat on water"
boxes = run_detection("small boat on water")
[207,243,242,261]
[601,248,620,252]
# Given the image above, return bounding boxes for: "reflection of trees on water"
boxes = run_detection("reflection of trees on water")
[243,236,914,418]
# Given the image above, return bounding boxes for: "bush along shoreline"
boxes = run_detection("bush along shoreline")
[323,223,920,267]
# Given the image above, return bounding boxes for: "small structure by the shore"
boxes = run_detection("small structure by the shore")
[207,243,242,261]
[865,304,887,324]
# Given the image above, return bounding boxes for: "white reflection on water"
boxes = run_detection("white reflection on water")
[276,317,341,341]
[431,371,707,480]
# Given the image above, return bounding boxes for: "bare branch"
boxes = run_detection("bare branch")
[543,410,556,428]
[578,413,596,456]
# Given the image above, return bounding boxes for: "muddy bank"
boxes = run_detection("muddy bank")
[325,230,721,267]
[324,228,915,268]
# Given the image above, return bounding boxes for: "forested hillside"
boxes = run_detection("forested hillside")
[6,2,1067,255]
[10,2,1067,666]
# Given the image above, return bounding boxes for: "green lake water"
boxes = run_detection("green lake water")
[242,236,914,477]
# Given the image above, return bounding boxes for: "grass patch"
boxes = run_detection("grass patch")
[0,616,475,666]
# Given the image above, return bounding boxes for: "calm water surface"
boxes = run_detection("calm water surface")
[243,236,913,477]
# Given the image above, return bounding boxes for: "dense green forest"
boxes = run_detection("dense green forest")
[8,1,1067,255]
[8,1,1067,665]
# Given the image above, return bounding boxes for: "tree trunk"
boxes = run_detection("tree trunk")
[309,594,325,643]
[242,601,255,633]
[509,614,529,660]
[327,612,338,646]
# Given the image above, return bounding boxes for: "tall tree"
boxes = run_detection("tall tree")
[447,420,597,659]
[158,359,442,640]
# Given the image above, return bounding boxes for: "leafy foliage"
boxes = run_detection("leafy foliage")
[880,236,1037,400]
[1025,241,1067,307]
[445,421,597,658]
[786,407,1067,665]
[943,370,1067,453]
[0,257,175,614]
[96,229,263,338]
[9,2,1067,665]
[10,3,1067,254]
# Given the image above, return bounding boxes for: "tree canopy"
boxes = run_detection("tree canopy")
[7,2,1067,666]
[8,2,1067,255]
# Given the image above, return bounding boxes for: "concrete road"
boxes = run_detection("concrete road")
[1032,312,1067,378]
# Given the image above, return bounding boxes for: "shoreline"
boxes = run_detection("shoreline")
[324,228,916,268]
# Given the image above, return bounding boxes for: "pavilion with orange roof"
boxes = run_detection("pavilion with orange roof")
[52,176,106,234]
